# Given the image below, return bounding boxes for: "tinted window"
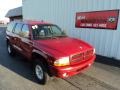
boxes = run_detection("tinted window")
[21,24,29,38]
[32,25,66,40]
[51,26,62,36]
[14,23,23,34]
[7,22,16,32]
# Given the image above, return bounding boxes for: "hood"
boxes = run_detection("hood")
[34,37,93,57]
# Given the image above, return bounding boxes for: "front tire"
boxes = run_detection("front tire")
[34,60,50,85]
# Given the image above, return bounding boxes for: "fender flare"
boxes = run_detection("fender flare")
[32,49,48,59]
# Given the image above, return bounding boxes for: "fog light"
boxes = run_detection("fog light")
[88,64,91,66]
[63,73,68,77]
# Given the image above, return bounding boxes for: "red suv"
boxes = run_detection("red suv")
[6,20,96,84]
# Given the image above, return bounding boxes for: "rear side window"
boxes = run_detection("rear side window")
[21,24,29,38]
[7,22,16,32]
[14,23,23,34]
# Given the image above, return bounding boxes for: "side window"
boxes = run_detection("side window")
[21,24,29,38]
[7,22,16,32]
[14,23,23,34]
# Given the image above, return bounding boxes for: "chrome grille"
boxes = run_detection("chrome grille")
[71,49,93,64]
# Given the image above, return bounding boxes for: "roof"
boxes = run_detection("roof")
[5,7,22,18]
[11,20,52,25]
[24,20,51,25]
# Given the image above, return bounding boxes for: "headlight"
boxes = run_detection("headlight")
[54,57,70,66]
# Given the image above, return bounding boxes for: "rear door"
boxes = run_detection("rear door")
[12,23,23,52]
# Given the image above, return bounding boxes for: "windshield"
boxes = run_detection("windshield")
[32,24,67,40]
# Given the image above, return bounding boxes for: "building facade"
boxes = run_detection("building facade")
[23,0,120,60]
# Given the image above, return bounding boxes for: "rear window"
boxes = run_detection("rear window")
[14,23,23,34]
[7,22,16,32]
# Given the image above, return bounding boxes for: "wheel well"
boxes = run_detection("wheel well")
[6,39,9,43]
[6,38,10,45]
[32,52,47,62]
[32,52,52,76]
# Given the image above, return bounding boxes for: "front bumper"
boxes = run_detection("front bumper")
[50,55,96,78]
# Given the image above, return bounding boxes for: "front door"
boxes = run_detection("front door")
[20,24,33,59]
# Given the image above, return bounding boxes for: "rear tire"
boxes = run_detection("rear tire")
[7,42,15,56]
[33,59,50,85]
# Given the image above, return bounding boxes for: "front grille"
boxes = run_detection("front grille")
[71,49,93,64]
[84,50,93,60]
[72,53,84,61]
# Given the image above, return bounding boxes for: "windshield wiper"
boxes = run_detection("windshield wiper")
[54,35,67,37]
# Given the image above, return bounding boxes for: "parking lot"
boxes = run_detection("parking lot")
[0,27,120,90]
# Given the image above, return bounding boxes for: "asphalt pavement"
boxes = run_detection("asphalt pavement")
[0,27,120,90]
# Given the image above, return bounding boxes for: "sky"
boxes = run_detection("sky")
[0,0,22,21]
